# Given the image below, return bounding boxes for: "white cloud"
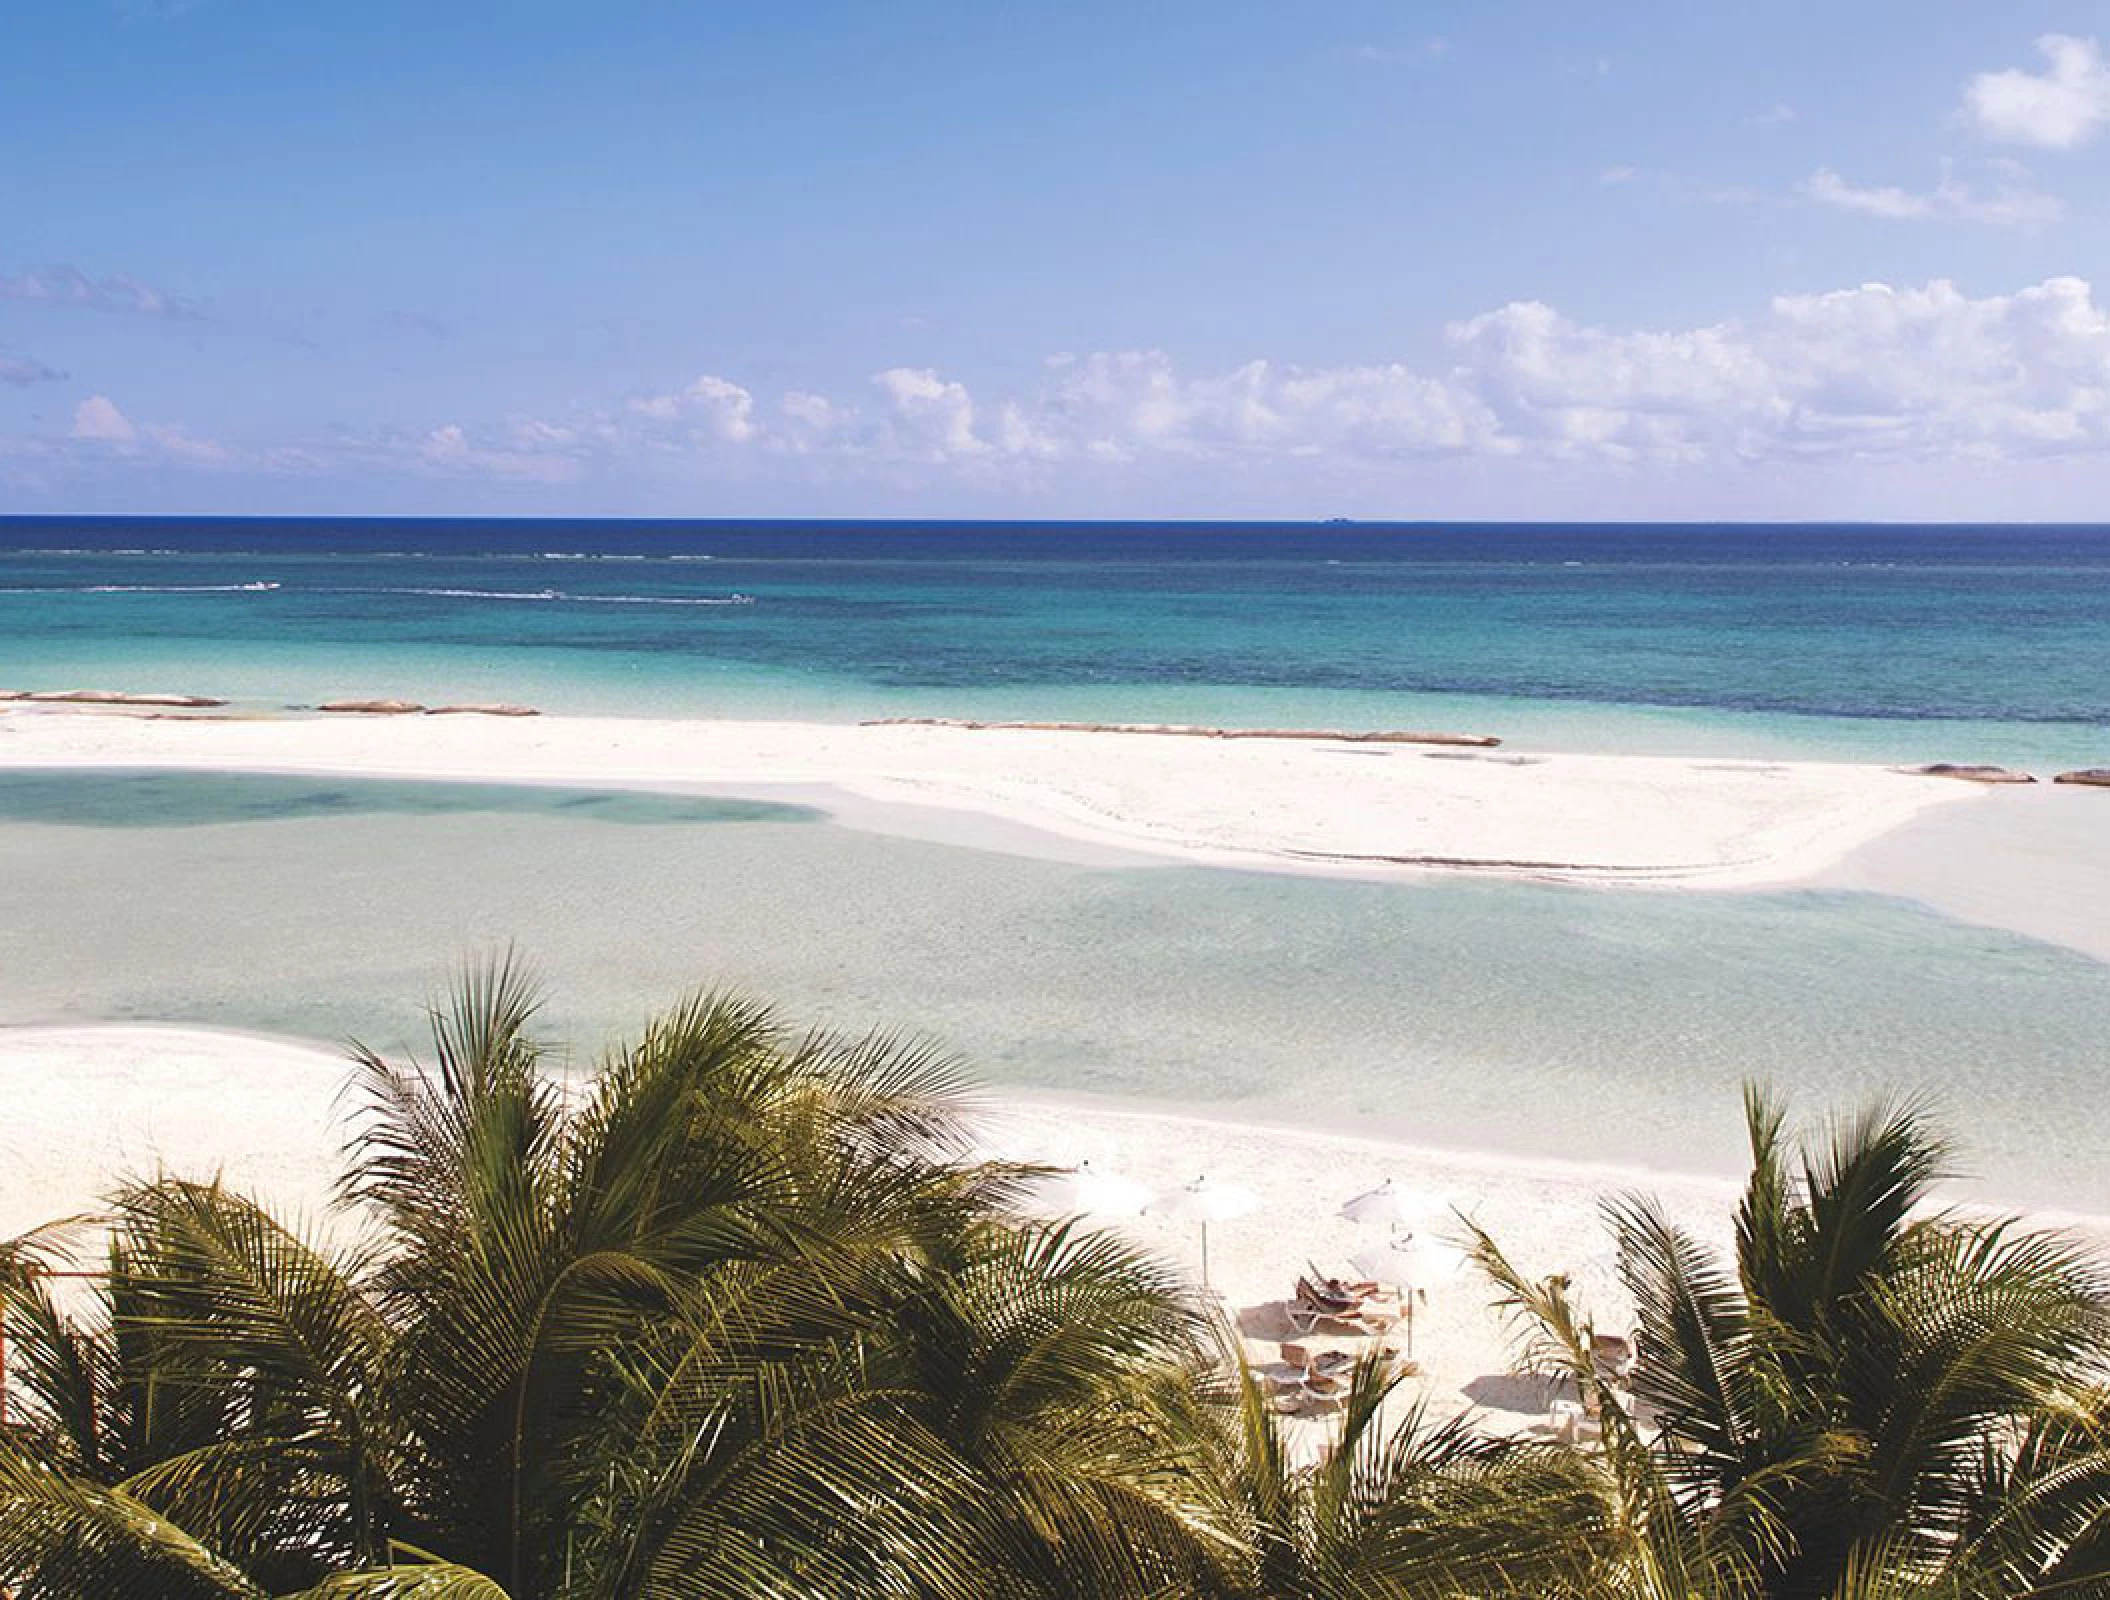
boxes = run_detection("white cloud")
[1747,104,1798,129]
[0,352,61,386]
[1802,166,2063,227]
[72,395,137,443]
[142,423,227,464]
[873,367,990,459]
[0,264,198,319]
[1964,35,2110,149]
[419,422,579,483]
[467,277,2110,482]
[64,395,231,465]
[625,374,757,442]
[1356,38,1447,64]
[68,277,2110,497]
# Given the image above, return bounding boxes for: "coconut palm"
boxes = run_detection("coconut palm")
[0,961,1227,1598]
[1470,1087,2110,1600]
[1187,1352,1614,1599]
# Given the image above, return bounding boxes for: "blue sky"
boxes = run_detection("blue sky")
[4,1,2109,518]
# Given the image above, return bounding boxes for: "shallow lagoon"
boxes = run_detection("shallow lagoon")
[3,769,2107,1210]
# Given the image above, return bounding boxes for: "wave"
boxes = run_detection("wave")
[12,548,187,557]
[76,581,279,594]
[348,586,755,606]
[567,592,753,607]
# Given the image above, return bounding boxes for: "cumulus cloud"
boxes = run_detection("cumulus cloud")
[873,367,990,459]
[431,276,2109,486]
[0,264,199,319]
[625,374,757,442]
[418,422,582,483]
[71,395,137,443]
[0,352,62,386]
[142,423,227,464]
[75,276,2110,495]
[1964,35,2110,149]
[1802,166,2063,226]
[65,394,233,465]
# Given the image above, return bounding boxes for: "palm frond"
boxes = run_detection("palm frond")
[0,1436,266,1599]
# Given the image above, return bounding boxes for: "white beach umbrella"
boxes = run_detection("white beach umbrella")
[1147,1174,1259,1286]
[1338,1178,1446,1229]
[1025,1160,1155,1220]
[1351,1232,1469,1358]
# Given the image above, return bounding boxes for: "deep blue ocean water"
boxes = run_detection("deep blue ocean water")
[3,517,2108,761]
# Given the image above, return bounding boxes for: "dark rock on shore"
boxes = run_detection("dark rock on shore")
[319,699,427,715]
[22,689,229,708]
[1903,762,2037,785]
[2053,769,2110,788]
[425,703,541,717]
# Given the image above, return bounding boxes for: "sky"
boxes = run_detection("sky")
[4,1,2110,520]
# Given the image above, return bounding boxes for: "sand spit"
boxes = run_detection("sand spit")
[0,709,1976,889]
[865,716,1503,748]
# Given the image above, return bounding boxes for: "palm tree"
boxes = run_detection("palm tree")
[7,966,2110,1600]
[0,961,1227,1598]
[1471,1086,2110,1600]
[1187,1353,1613,1599]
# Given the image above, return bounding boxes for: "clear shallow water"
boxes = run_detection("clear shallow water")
[2,518,2108,764]
[3,770,2108,1210]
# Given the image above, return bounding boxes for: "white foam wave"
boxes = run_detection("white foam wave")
[80,581,280,594]
[567,593,754,607]
[355,586,754,606]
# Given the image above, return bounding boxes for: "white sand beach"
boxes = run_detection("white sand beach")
[0,1023,1731,1433]
[8,1024,2104,1440]
[6,709,2106,1438]
[0,706,1978,889]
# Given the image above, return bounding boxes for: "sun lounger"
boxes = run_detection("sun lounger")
[1591,1332,1639,1386]
[1295,1274,1362,1314]
[1285,1284,1403,1337]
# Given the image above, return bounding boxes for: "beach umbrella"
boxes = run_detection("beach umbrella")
[1338,1177,1445,1229]
[1147,1174,1258,1287]
[1351,1232,1468,1358]
[1025,1159,1155,1220]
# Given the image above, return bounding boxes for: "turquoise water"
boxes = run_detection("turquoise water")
[2,519,2108,763]
[4,522,2107,1207]
[3,769,2108,1210]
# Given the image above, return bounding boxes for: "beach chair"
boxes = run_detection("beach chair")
[1548,1398,1588,1445]
[1287,1274,1402,1336]
[1591,1332,1639,1387]
[1295,1274,1360,1314]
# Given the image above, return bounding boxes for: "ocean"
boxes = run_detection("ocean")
[3,519,2108,1206]
[4,517,2110,763]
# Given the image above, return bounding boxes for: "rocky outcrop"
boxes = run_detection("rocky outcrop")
[863,717,1502,749]
[21,689,229,708]
[2053,769,2110,788]
[424,703,541,717]
[318,698,427,715]
[1902,762,2037,785]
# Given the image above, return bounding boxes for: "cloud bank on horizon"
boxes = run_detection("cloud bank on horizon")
[2,4,2108,519]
